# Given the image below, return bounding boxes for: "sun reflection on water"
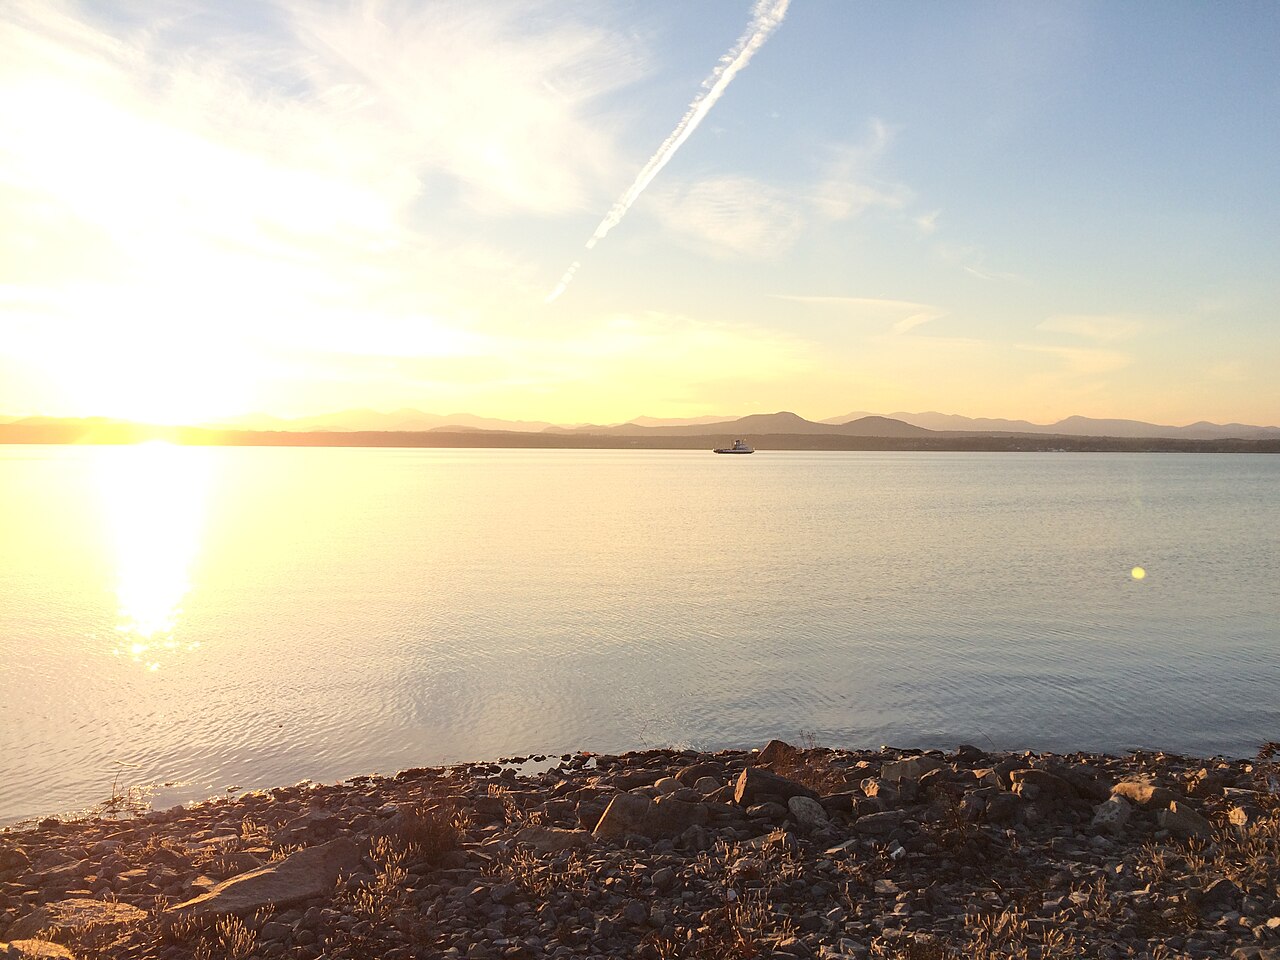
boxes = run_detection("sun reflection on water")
[95,441,212,670]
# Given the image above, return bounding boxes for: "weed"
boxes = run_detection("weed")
[192,915,257,960]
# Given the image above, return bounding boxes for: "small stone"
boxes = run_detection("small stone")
[650,867,676,892]
[622,900,648,926]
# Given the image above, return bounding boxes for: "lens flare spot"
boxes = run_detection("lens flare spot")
[1131,566,1147,580]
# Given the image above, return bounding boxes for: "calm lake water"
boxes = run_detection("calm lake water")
[1,445,1277,824]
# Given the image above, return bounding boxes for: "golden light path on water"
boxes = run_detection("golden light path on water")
[93,441,212,671]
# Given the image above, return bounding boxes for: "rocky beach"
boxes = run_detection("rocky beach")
[3,740,1279,959]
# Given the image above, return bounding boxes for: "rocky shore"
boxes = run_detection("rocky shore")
[3,740,1280,959]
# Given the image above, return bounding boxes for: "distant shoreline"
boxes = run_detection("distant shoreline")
[2,423,1279,453]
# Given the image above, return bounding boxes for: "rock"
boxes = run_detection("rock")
[1112,778,1176,808]
[0,942,77,959]
[758,739,799,765]
[852,811,905,835]
[983,791,1022,824]
[734,766,820,806]
[653,777,680,795]
[644,796,710,838]
[1200,877,1243,910]
[746,802,788,821]
[788,796,829,827]
[1158,801,1213,840]
[1009,769,1077,805]
[592,793,651,839]
[1228,803,1263,830]
[622,899,648,926]
[879,756,945,782]
[0,849,32,873]
[592,794,709,840]
[693,777,721,794]
[954,744,988,763]
[651,866,676,891]
[674,761,727,786]
[1091,796,1132,834]
[168,837,363,919]
[8,899,148,940]
[513,826,594,854]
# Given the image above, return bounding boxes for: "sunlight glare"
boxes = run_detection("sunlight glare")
[94,442,213,668]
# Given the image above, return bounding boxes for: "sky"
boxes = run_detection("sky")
[1,0,1278,427]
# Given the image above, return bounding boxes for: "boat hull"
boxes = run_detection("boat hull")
[713,449,754,454]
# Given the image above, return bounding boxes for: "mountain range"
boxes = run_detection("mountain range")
[200,408,1280,440]
[2,409,1277,442]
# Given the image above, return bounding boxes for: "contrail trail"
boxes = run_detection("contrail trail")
[545,0,790,304]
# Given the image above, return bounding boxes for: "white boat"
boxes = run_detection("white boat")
[713,439,754,454]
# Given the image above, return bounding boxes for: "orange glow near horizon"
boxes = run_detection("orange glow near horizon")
[95,441,213,669]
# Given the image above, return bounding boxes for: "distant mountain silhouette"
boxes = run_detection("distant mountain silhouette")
[820,410,1280,440]
[627,414,735,427]
[559,411,932,437]
[212,409,561,433]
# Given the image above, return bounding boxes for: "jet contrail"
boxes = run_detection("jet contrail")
[545,0,790,304]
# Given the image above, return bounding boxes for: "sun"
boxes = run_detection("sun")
[48,331,253,425]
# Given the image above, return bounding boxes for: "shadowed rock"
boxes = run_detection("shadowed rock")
[734,766,819,806]
[513,826,594,854]
[1158,801,1213,840]
[592,794,709,840]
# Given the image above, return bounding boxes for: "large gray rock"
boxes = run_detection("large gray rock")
[592,794,709,840]
[1158,801,1213,840]
[8,899,147,940]
[592,793,651,839]
[1112,778,1176,808]
[879,756,945,783]
[168,838,363,919]
[787,796,829,827]
[1091,796,1133,835]
[734,766,820,806]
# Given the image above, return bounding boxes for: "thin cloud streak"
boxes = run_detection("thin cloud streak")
[546,0,790,302]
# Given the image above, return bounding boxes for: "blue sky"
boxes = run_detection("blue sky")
[1,0,1276,425]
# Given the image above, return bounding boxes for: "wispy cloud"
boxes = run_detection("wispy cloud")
[1017,344,1131,376]
[1038,313,1145,341]
[775,295,947,334]
[648,176,803,259]
[546,0,790,302]
[810,119,912,221]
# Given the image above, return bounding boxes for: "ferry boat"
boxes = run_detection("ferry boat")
[713,439,754,454]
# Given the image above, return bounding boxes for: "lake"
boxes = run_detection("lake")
[1,444,1276,824]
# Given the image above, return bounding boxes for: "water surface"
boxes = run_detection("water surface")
[1,445,1276,823]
